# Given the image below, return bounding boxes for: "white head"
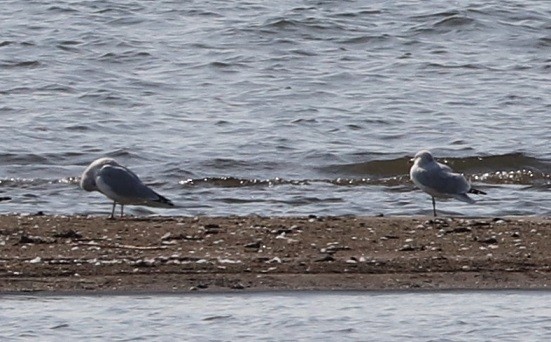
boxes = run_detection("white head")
[411,150,435,166]
[80,157,121,192]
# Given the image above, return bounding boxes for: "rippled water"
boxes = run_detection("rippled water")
[0,0,549,216]
[1,291,550,341]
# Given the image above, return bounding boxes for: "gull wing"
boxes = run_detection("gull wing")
[95,165,173,207]
[414,164,471,196]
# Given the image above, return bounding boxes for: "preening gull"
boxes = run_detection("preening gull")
[410,150,486,217]
[80,157,174,218]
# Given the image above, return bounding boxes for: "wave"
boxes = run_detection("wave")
[0,149,136,165]
[408,9,485,35]
[0,60,41,69]
[0,153,549,191]
[323,152,548,173]
[316,153,550,186]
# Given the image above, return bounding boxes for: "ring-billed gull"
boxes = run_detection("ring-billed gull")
[410,150,486,217]
[80,157,174,218]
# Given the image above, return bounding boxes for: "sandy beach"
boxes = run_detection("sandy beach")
[0,214,549,293]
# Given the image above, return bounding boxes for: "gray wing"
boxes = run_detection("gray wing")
[437,161,453,172]
[415,165,471,195]
[95,165,163,204]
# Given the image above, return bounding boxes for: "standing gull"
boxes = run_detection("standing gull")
[80,157,174,218]
[410,150,486,217]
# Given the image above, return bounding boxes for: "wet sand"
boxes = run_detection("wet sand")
[0,215,549,293]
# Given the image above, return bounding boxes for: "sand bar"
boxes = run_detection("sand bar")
[0,215,549,293]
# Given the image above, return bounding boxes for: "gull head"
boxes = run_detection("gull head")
[80,157,122,192]
[411,150,435,166]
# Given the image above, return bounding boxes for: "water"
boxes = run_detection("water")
[0,291,549,341]
[0,0,549,217]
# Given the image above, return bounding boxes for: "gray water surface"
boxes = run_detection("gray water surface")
[0,0,549,217]
[1,291,550,341]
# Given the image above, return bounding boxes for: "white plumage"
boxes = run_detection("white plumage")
[410,150,486,216]
[80,157,174,218]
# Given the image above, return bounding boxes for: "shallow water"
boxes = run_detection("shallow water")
[1,291,550,341]
[0,0,549,217]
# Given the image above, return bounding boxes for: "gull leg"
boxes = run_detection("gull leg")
[109,201,116,219]
[432,197,437,217]
[120,204,124,218]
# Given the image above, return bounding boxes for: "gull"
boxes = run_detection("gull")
[80,157,174,218]
[410,150,486,217]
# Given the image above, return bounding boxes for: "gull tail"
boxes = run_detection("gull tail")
[149,193,175,208]
[468,188,487,195]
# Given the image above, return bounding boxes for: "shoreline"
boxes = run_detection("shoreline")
[0,215,549,293]
[3,287,551,297]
